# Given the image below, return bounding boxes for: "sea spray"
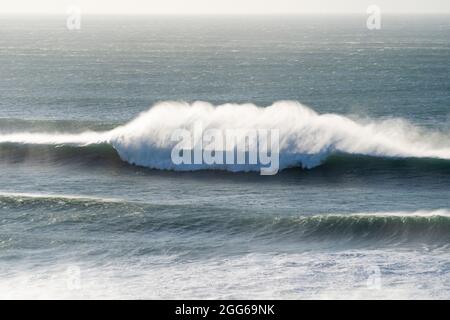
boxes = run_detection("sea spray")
[1,101,450,172]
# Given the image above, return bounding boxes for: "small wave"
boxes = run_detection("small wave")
[1,101,450,172]
[284,211,450,245]
[1,193,449,246]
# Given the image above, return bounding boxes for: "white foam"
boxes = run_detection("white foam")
[1,250,449,299]
[0,131,108,145]
[1,101,450,171]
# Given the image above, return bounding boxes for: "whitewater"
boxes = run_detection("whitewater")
[1,101,450,171]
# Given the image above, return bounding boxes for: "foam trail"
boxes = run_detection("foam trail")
[0,131,108,145]
[1,101,450,171]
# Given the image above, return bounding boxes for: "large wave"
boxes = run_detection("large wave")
[1,101,450,172]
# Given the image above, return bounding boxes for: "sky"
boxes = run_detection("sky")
[1,0,449,14]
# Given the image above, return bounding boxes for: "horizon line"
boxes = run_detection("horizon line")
[1,12,449,16]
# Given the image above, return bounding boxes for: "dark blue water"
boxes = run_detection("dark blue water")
[0,15,449,299]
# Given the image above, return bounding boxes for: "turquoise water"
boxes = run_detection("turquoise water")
[0,15,449,299]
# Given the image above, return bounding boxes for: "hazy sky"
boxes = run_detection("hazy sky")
[1,0,449,14]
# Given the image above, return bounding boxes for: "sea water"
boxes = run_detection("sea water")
[0,15,449,299]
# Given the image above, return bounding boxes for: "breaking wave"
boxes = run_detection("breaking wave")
[1,101,450,172]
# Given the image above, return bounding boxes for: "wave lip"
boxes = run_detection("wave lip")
[1,101,450,172]
[285,210,450,245]
[0,131,108,146]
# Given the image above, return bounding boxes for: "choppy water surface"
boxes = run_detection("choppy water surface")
[0,15,449,299]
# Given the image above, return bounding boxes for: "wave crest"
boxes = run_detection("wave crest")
[1,101,450,172]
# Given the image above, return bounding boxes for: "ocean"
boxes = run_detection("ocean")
[0,15,449,299]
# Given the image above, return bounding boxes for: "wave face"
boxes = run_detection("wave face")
[1,193,450,246]
[1,101,450,172]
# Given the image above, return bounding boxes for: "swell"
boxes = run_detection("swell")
[1,101,450,172]
[1,193,450,246]
[0,142,124,167]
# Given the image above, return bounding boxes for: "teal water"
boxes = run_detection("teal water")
[0,15,449,299]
